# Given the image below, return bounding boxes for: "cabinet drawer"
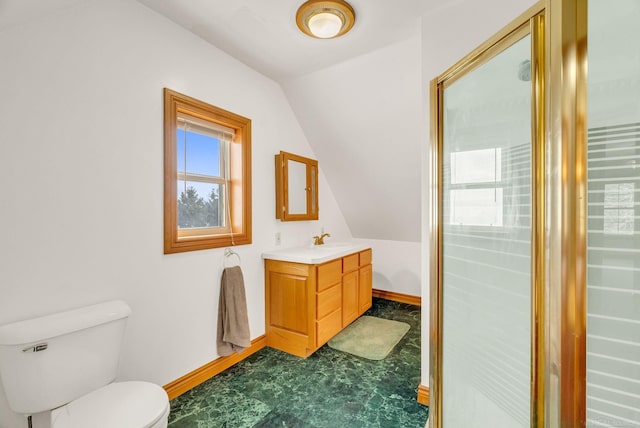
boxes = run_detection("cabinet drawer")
[317,283,341,319]
[316,308,342,346]
[343,253,359,273]
[317,259,341,291]
[359,249,372,266]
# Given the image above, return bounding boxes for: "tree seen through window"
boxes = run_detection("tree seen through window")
[177,185,222,228]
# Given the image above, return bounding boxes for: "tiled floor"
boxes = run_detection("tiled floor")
[168,298,429,427]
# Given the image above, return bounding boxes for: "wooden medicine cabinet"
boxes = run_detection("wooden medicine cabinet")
[275,151,318,221]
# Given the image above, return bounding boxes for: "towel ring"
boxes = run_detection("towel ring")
[224,248,241,267]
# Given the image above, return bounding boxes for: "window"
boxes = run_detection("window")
[164,89,251,253]
[448,148,503,226]
[603,183,635,235]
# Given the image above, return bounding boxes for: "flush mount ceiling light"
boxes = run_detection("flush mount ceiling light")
[296,0,356,39]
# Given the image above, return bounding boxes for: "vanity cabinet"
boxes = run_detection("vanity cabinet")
[265,249,373,358]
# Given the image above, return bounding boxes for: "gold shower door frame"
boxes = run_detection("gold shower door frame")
[429,1,589,427]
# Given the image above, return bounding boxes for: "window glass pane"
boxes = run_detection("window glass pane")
[177,181,224,229]
[603,183,636,235]
[176,129,221,177]
[451,148,502,184]
[450,188,504,226]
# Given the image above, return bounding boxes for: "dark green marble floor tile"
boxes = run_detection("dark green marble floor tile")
[253,409,318,428]
[169,386,271,428]
[168,298,429,428]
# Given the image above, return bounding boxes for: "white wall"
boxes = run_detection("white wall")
[354,239,421,297]
[0,1,352,426]
[419,0,538,392]
[282,34,423,243]
[280,34,425,318]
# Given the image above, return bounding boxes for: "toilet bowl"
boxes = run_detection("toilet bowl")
[0,301,170,428]
[51,382,170,428]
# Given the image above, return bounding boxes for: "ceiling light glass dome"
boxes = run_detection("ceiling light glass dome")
[296,0,356,39]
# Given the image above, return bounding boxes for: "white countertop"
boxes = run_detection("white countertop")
[262,242,370,264]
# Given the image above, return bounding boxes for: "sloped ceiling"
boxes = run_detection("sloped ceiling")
[282,35,423,241]
[0,0,438,243]
[133,0,431,242]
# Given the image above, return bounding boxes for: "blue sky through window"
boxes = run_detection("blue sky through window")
[176,129,221,176]
[176,129,223,200]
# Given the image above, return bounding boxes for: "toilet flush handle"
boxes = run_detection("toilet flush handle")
[22,343,48,353]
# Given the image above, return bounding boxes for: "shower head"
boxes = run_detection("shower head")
[518,59,531,82]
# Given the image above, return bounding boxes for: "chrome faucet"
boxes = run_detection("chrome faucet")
[313,232,330,245]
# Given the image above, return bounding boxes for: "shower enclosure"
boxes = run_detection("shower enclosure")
[429,1,640,427]
[586,1,640,426]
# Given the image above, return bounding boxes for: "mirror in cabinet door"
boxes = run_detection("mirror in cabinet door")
[275,151,319,221]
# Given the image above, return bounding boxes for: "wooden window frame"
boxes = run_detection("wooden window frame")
[164,88,251,254]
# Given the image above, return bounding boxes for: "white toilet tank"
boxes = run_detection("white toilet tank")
[0,300,132,415]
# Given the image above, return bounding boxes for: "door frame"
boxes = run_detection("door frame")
[429,0,590,426]
[429,2,547,427]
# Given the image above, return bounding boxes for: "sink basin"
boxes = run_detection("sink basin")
[262,242,368,264]
[314,242,351,249]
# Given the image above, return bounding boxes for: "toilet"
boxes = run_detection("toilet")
[0,300,170,428]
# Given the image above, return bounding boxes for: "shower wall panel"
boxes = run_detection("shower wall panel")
[586,1,640,426]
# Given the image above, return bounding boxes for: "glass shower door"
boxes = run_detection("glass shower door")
[586,1,640,425]
[439,33,533,427]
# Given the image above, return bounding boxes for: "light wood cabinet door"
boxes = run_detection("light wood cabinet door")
[265,260,315,358]
[342,270,359,326]
[268,271,309,334]
[359,263,372,314]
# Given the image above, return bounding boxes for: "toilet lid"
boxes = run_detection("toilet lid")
[51,381,169,428]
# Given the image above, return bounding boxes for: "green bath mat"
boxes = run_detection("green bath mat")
[328,316,410,360]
